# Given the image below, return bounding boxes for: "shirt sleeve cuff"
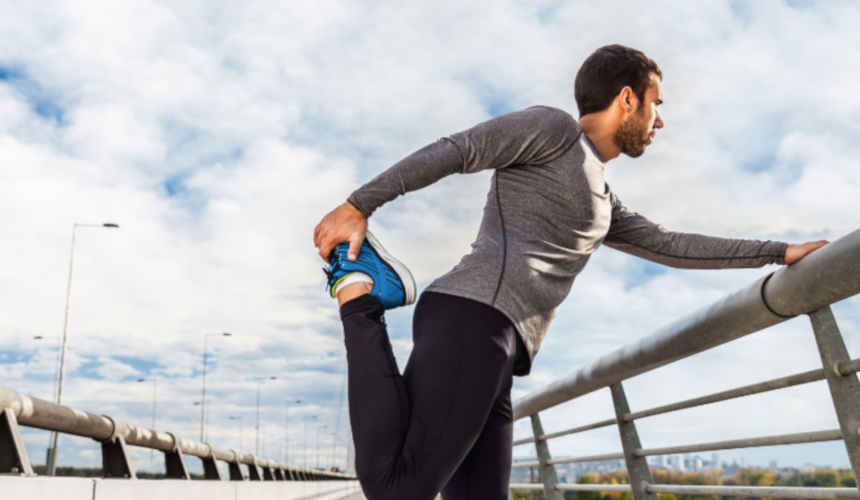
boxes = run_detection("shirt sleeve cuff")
[769,241,789,265]
[346,196,373,219]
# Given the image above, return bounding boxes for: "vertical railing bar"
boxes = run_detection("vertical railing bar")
[808,306,860,483]
[530,412,563,500]
[610,383,656,500]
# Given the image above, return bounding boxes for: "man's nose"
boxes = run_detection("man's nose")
[655,112,664,129]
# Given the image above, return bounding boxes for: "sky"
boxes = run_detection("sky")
[1,0,859,476]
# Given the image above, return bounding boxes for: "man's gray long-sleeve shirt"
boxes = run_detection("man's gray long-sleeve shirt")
[348,106,787,375]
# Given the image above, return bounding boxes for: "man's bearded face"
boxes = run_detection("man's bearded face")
[614,106,652,158]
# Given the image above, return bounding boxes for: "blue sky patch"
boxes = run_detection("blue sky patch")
[114,356,161,375]
[742,153,777,173]
[0,349,33,364]
[0,65,22,80]
[163,173,189,197]
[728,0,755,24]
[0,63,67,125]
[785,0,815,10]
[467,75,518,117]
[75,357,103,380]
[623,260,668,289]
[536,1,564,25]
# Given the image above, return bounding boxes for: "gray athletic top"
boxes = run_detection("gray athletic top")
[348,106,787,374]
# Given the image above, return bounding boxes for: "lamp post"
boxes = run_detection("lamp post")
[33,335,60,466]
[303,415,317,468]
[47,221,119,476]
[255,376,277,456]
[329,428,338,472]
[137,377,157,468]
[32,335,60,405]
[284,399,301,464]
[315,424,328,469]
[200,332,231,442]
[228,415,243,452]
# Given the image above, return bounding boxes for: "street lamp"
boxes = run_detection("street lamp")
[228,415,243,452]
[328,428,338,472]
[32,335,60,404]
[200,332,231,442]
[284,399,301,464]
[255,376,277,456]
[47,221,119,476]
[33,335,60,466]
[303,415,318,468]
[315,424,328,469]
[137,377,157,468]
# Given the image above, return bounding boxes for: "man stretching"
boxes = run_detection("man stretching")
[313,45,826,500]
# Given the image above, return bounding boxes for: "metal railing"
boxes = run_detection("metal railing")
[509,228,860,500]
[0,386,355,482]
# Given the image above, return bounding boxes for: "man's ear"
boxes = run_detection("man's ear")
[621,86,635,110]
[616,86,638,117]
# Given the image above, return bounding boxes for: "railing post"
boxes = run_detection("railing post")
[100,435,137,479]
[0,408,34,476]
[228,461,244,480]
[164,450,191,479]
[201,448,222,480]
[262,464,274,480]
[163,433,190,479]
[530,412,563,500]
[248,462,262,480]
[610,383,656,500]
[227,451,244,480]
[808,306,860,480]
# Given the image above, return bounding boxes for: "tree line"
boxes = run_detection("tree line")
[512,467,856,500]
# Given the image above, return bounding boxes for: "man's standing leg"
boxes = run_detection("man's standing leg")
[440,378,514,499]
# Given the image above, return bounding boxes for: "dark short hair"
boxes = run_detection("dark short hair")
[574,44,662,116]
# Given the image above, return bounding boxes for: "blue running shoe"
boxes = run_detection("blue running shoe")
[324,230,416,309]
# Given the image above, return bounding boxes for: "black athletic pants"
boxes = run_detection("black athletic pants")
[340,291,521,500]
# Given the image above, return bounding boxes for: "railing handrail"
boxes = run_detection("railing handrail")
[0,385,352,479]
[513,227,860,420]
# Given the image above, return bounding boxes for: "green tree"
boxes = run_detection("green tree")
[575,473,601,500]
[813,469,837,488]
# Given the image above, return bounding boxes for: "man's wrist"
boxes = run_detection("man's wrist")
[345,197,371,219]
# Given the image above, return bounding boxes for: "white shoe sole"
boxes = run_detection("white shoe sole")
[364,230,417,306]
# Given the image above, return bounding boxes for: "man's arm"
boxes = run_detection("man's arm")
[314,106,579,260]
[603,191,827,268]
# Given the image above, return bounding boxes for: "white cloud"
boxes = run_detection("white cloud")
[1,0,858,474]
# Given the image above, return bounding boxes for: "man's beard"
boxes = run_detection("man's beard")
[614,112,650,158]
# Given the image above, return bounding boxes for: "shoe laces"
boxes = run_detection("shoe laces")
[322,259,344,293]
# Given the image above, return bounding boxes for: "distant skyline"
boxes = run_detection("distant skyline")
[1,0,858,471]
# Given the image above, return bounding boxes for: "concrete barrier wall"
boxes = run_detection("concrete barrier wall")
[0,478,362,499]
[0,477,94,500]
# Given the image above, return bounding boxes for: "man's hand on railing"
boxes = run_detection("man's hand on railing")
[785,240,829,265]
